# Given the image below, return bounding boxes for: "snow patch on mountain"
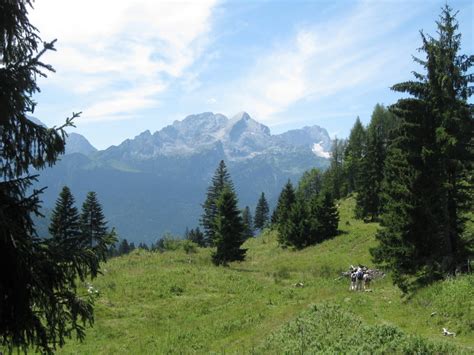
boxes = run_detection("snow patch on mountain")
[312,142,331,159]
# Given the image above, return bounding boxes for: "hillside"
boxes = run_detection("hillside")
[56,197,473,354]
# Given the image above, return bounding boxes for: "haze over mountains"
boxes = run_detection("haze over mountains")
[34,112,331,243]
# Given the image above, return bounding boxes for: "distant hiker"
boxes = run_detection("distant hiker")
[363,272,372,291]
[356,267,364,291]
[350,272,357,291]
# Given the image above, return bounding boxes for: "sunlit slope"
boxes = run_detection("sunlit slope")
[58,197,473,354]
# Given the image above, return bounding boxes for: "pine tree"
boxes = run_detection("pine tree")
[272,181,296,245]
[317,192,340,241]
[212,188,247,265]
[80,191,108,247]
[296,168,323,201]
[0,2,114,352]
[344,118,366,194]
[242,206,254,239]
[371,6,473,292]
[118,239,131,255]
[280,198,311,249]
[49,186,81,241]
[201,160,234,246]
[254,192,269,230]
[356,104,398,220]
[186,227,206,247]
[322,138,347,199]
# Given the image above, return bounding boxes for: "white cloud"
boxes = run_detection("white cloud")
[219,1,422,125]
[30,0,219,122]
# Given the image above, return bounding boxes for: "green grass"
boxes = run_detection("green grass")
[54,196,473,353]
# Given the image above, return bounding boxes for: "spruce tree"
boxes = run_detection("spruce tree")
[356,104,397,220]
[187,227,206,247]
[118,239,131,255]
[49,186,81,241]
[371,6,473,292]
[272,181,296,245]
[296,168,323,201]
[254,192,269,230]
[242,206,254,239]
[317,192,340,241]
[344,118,366,194]
[80,191,108,247]
[201,160,234,246]
[322,138,347,199]
[0,2,114,352]
[212,188,247,265]
[280,198,311,249]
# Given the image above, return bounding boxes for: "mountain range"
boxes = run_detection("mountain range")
[34,112,332,243]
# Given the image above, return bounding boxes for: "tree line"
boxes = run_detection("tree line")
[319,6,473,293]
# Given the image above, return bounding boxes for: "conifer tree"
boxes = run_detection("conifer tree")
[118,239,131,255]
[316,192,340,241]
[272,181,297,245]
[49,186,81,241]
[344,118,366,194]
[356,104,397,220]
[371,6,473,292]
[254,192,269,230]
[0,2,114,352]
[212,188,247,265]
[279,198,311,249]
[80,191,108,247]
[201,160,234,246]
[322,138,347,199]
[296,168,323,201]
[242,206,254,239]
[186,227,206,247]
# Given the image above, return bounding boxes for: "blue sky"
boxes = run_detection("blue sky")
[30,0,473,150]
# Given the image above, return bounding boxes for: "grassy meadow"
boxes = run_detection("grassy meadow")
[56,197,473,353]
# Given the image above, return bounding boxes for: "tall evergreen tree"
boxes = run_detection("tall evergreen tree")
[201,160,234,246]
[242,206,254,239]
[296,168,323,201]
[212,188,247,265]
[356,104,398,220]
[344,117,366,194]
[280,198,311,249]
[0,2,114,352]
[49,186,81,241]
[315,192,340,241]
[272,181,297,245]
[80,191,108,247]
[118,239,131,255]
[254,192,269,230]
[322,138,347,199]
[371,6,473,292]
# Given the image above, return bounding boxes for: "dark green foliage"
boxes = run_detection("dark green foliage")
[280,191,339,249]
[118,239,131,255]
[314,192,340,241]
[185,227,206,247]
[272,180,296,245]
[371,6,473,293]
[211,188,247,265]
[344,118,366,194]
[242,206,254,239]
[80,191,108,247]
[254,192,269,230]
[201,160,234,246]
[279,198,311,249]
[0,2,118,353]
[356,104,398,220]
[49,186,81,241]
[322,138,347,200]
[296,168,323,200]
